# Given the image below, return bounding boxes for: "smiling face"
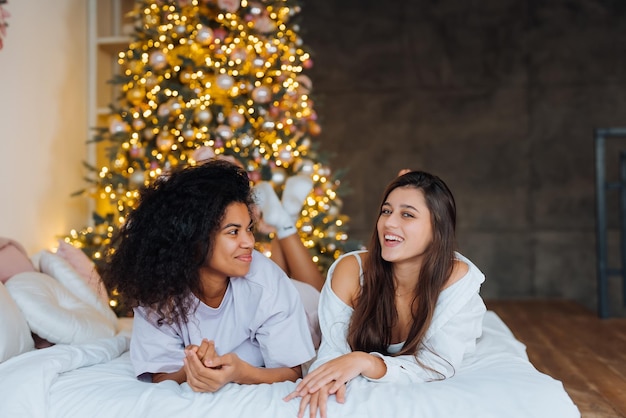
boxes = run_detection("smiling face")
[377,186,433,264]
[203,202,255,281]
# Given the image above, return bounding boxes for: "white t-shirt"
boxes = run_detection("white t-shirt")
[130,250,316,378]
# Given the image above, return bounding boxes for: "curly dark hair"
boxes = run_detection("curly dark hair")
[99,159,254,326]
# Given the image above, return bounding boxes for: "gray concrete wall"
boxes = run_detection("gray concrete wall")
[302,0,626,316]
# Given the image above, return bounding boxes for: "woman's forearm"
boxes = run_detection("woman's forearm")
[152,366,186,384]
[358,352,387,380]
[235,363,302,385]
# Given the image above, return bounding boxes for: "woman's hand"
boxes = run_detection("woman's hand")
[183,340,243,392]
[287,352,376,399]
[288,381,346,418]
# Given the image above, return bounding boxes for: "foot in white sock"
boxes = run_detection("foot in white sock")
[253,181,297,239]
[282,174,313,223]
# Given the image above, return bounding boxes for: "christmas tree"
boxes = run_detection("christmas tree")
[66,0,359,285]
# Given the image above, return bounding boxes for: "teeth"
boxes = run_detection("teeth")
[385,234,403,242]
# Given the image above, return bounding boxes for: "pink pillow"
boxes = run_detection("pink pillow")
[55,241,109,306]
[0,238,36,284]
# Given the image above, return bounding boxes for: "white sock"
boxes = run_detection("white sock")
[253,181,297,239]
[282,174,313,223]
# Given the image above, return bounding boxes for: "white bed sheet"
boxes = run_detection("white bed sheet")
[0,311,580,418]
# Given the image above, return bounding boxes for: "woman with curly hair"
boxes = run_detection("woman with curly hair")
[285,170,487,417]
[100,159,315,392]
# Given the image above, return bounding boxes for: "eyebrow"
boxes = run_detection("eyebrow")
[383,202,422,213]
[221,219,254,230]
[382,202,420,212]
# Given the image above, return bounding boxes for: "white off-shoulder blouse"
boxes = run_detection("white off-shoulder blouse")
[309,250,487,383]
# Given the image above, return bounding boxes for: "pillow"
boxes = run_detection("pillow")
[54,241,110,305]
[0,282,34,362]
[5,272,116,344]
[0,238,36,283]
[36,250,118,328]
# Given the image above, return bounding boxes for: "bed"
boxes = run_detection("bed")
[0,239,580,418]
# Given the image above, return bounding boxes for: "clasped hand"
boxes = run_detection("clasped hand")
[183,339,241,393]
[284,352,368,418]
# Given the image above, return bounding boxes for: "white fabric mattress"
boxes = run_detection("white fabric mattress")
[0,311,580,418]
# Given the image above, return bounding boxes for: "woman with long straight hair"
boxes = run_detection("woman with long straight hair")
[285,170,487,417]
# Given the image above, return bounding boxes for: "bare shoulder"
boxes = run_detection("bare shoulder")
[330,252,365,307]
[444,258,469,289]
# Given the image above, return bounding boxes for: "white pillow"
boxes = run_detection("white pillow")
[36,250,118,329]
[54,241,110,306]
[0,282,34,362]
[5,272,116,345]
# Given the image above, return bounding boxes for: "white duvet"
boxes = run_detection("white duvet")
[0,311,579,418]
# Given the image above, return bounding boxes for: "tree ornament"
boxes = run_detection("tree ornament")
[216,124,234,140]
[217,0,240,13]
[195,26,214,45]
[252,86,271,103]
[296,74,312,95]
[129,145,145,159]
[237,133,253,147]
[308,121,321,136]
[248,2,262,15]
[126,87,144,105]
[228,109,245,128]
[143,128,155,140]
[145,75,160,89]
[109,116,129,135]
[182,126,196,141]
[157,102,172,118]
[191,146,215,162]
[170,99,182,115]
[195,108,213,124]
[156,131,174,151]
[174,24,187,36]
[318,166,331,177]
[213,27,227,42]
[128,170,146,188]
[299,159,315,175]
[301,221,313,233]
[180,69,193,84]
[230,47,247,63]
[131,117,146,131]
[149,50,168,70]
[271,167,287,185]
[216,73,235,90]
[279,148,294,164]
[254,16,276,34]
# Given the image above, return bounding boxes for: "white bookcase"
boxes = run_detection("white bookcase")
[86,0,135,220]
[87,0,134,167]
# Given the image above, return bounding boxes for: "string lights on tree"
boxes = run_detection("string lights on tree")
[66,0,359,296]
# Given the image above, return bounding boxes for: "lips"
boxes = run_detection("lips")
[236,252,253,263]
[384,234,404,243]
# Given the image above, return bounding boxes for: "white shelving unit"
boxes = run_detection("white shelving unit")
[87,0,134,166]
[86,0,134,221]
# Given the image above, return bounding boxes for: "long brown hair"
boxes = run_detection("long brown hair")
[347,171,457,366]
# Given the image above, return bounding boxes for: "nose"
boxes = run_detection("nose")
[241,230,255,248]
[382,212,400,228]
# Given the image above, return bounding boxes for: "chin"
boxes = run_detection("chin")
[228,269,248,278]
[380,249,399,263]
